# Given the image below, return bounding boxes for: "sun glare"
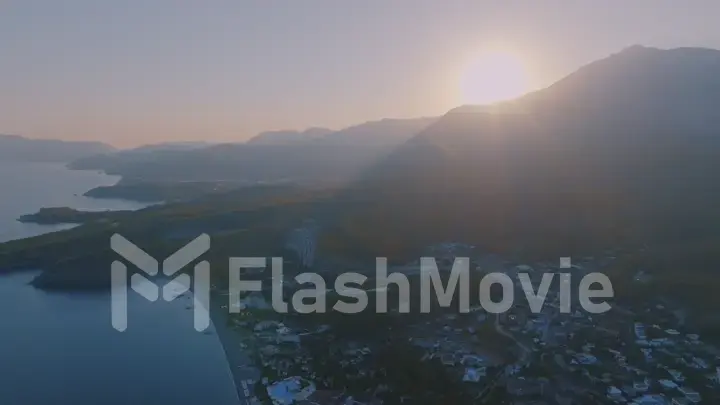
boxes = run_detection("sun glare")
[460,50,531,105]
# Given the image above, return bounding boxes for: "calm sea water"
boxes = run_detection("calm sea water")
[0,162,239,405]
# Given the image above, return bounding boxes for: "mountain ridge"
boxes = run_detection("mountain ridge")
[0,134,115,163]
[323,46,720,259]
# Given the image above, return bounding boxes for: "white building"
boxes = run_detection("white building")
[267,377,316,405]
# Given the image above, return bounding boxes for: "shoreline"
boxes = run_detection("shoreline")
[210,292,261,405]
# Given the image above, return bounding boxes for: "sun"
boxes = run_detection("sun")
[460,50,530,105]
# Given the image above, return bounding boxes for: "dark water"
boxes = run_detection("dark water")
[0,162,239,404]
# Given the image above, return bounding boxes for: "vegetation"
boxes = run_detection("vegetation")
[83,180,242,203]
[18,207,132,225]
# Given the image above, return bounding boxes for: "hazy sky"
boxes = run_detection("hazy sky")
[2,1,719,147]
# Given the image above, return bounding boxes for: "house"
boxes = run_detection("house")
[710,366,720,384]
[505,364,522,376]
[463,367,486,382]
[650,338,670,347]
[634,323,647,340]
[239,292,271,310]
[667,369,685,382]
[461,354,486,367]
[277,334,301,344]
[676,387,701,403]
[574,353,598,365]
[632,394,667,405]
[691,357,708,369]
[255,320,281,332]
[260,345,281,357]
[658,379,677,390]
[607,386,623,401]
[633,380,649,393]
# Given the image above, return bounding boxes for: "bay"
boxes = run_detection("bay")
[0,162,240,405]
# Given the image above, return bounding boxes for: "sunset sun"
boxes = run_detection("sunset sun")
[460,50,531,105]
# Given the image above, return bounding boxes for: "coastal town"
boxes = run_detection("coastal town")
[212,240,720,405]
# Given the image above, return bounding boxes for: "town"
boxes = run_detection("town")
[215,243,720,405]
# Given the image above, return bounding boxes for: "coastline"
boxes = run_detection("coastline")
[210,292,261,405]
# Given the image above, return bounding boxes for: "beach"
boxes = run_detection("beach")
[210,292,262,405]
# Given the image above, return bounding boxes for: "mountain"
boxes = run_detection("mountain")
[325,46,720,260]
[0,134,114,163]
[246,118,437,148]
[71,143,396,184]
[311,117,437,147]
[247,127,333,145]
[68,117,436,183]
[131,141,216,152]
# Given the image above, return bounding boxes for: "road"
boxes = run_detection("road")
[494,313,532,364]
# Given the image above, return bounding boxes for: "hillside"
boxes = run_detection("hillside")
[324,46,720,260]
[246,127,333,145]
[68,118,436,183]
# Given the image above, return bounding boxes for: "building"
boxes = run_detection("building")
[267,377,316,405]
[667,369,685,382]
[276,334,301,344]
[658,379,678,390]
[255,320,281,332]
[239,292,271,310]
[607,386,623,401]
[634,323,647,340]
[676,387,701,403]
[462,367,486,382]
[632,394,668,405]
[574,353,598,365]
[633,380,650,393]
[691,357,708,369]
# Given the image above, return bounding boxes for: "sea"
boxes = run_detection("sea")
[0,161,240,404]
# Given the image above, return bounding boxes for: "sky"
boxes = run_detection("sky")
[2,1,720,148]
